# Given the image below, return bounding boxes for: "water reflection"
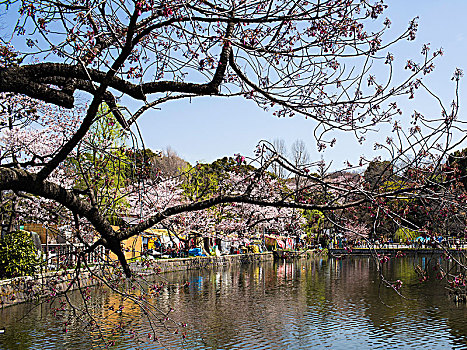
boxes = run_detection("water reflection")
[1,257,467,349]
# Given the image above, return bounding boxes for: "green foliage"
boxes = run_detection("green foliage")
[302,209,325,238]
[85,104,130,190]
[124,148,158,180]
[70,103,130,221]
[382,179,409,196]
[394,227,419,243]
[0,230,41,278]
[180,157,249,200]
[180,163,221,200]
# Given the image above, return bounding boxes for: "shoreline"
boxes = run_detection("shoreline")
[329,247,466,257]
[1,251,318,308]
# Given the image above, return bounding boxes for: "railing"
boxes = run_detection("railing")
[41,243,106,270]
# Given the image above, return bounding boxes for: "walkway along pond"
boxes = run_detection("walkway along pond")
[329,247,467,256]
[1,255,467,349]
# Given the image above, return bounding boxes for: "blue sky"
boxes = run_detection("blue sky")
[134,1,467,168]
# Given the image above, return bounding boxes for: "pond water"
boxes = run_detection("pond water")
[1,256,467,349]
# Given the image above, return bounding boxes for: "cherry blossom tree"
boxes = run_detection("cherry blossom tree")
[0,0,450,273]
[1,0,467,344]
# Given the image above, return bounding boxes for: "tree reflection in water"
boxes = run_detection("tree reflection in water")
[1,257,467,349]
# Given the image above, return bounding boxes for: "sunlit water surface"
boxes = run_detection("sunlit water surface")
[1,256,467,349]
